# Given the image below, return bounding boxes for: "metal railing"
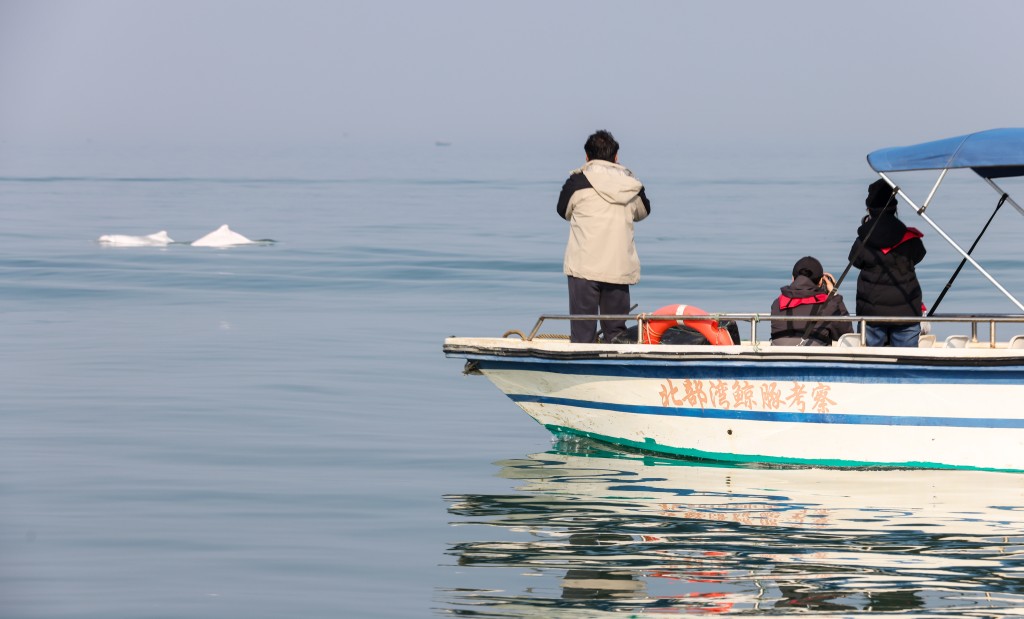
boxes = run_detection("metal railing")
[518,312,1024,348]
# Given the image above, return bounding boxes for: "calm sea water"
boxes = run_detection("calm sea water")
[2,142,1024,617]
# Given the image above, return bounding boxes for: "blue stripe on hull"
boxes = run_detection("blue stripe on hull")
[511,394,1024,428]
[477,357,1024,385]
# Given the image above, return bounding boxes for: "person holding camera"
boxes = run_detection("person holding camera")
[770,256,853,346]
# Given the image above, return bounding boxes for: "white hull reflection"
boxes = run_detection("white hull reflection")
[443,442,1024,615]
[495,444,1024,536]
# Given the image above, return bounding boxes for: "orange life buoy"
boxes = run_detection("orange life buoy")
[641,304,733,346]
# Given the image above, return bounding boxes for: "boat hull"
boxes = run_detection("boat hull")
[446,338,1024,471]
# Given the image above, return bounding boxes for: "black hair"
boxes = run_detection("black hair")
[584,130,619,162]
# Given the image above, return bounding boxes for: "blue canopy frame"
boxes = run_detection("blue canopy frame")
[866,129,1024,313]
[868,128,1024,179]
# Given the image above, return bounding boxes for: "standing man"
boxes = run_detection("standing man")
[557,130,651,343]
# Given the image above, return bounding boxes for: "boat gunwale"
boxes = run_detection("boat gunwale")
[443,336,1024,367]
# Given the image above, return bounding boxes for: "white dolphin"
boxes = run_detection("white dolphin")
[190,224,257,247]
[98,230,174,247]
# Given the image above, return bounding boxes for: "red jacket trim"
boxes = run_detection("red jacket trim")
[778,293,829,310]
[881,227,924,254]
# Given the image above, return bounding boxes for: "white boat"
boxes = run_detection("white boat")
[444,129,1024,472]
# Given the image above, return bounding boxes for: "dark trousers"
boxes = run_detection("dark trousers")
[568,276,630,343]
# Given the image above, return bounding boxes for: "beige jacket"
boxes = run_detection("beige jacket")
[559,159,650,284]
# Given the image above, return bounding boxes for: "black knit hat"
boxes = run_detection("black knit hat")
[792,256,823,281]
[866,179,897,212]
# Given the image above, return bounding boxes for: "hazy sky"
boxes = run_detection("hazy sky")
[2,0,1022,155]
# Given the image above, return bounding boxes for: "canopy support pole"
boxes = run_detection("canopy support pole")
[928,193,1007,316]
[983,177,1024,217]
[919,168,948,213]
[877,172,1024,313]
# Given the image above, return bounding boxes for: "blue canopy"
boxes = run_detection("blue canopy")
[867,128,1024,179]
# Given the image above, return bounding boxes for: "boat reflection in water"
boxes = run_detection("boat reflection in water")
[442,438,1024,616]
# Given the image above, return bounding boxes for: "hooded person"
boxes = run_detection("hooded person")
[770,256,853,346]
[849,179,927,347]
[557,130,651,344]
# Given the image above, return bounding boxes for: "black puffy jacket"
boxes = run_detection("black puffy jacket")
[849,212,926,321]
[770,276,853,345]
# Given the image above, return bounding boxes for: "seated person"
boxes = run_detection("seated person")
[771,256,853,346]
